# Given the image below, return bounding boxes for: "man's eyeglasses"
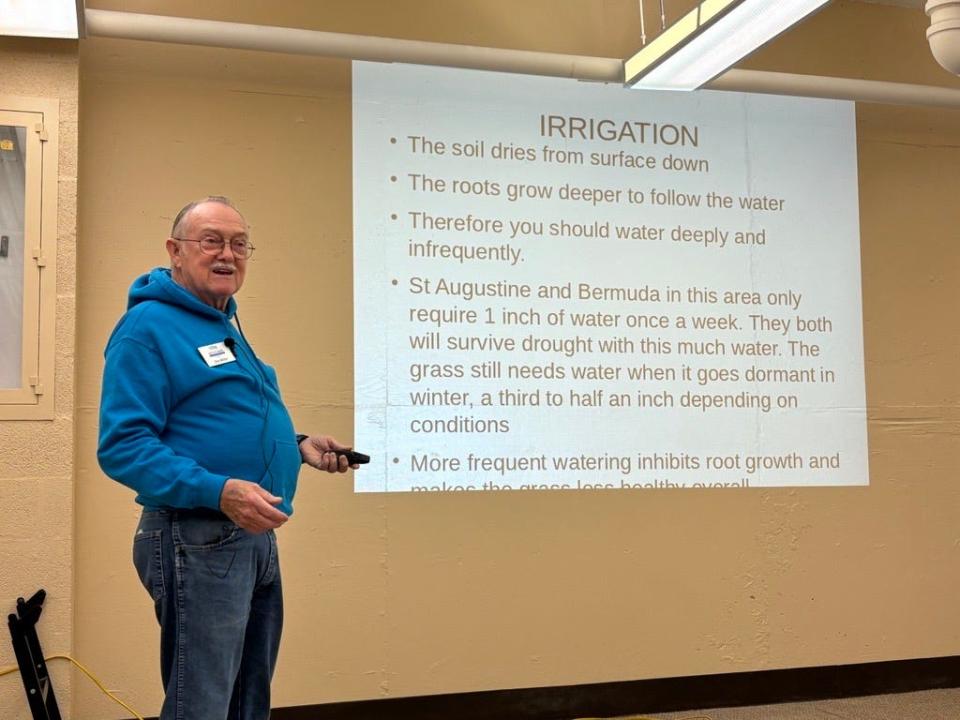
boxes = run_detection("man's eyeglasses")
[174,235,255,258]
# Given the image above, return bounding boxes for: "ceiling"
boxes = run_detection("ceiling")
[856,0,924,7]
[78,0,953,93]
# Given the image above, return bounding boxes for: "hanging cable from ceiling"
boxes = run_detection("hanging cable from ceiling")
[637,0,647,45]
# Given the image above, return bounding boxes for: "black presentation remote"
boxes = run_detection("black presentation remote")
[337,450,371,465]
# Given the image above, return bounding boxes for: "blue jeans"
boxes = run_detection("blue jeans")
[132,509,283,720]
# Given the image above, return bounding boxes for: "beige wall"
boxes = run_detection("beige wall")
[0,38,78,720]
[66,1,960,717]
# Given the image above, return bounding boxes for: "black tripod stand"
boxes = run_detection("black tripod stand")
[7,589,62,720]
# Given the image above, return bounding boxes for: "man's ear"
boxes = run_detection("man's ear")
[165,238,181,266]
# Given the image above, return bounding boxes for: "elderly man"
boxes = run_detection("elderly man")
[98,196,354,719]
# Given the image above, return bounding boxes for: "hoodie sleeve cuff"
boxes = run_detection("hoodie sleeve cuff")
[205,475,231,512]
[296,434,308,463]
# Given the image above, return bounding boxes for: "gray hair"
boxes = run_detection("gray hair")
[170,195,243,238]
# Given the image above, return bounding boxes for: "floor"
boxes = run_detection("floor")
[611,687,960,719]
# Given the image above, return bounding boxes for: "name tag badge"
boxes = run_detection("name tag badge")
[197,341,236,367]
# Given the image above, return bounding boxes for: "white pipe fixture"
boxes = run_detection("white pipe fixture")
[0,0,82,39]
[711,68,960,107]
[625,0,830,90]
[84,9,622,83]
[926,0,960,76]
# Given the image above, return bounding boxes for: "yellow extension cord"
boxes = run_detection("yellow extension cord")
[0,653,145,719]
[3,657,714,720]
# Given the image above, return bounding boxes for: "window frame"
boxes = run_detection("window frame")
[0,96,59,420]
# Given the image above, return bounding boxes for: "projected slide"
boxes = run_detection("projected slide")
[353,61,867,493]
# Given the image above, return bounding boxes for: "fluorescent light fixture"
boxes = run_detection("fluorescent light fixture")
[0,0,83,39]
[625,0,829,91]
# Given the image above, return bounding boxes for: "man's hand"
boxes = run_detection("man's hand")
[298,435,356,473]
[220,478,288,533]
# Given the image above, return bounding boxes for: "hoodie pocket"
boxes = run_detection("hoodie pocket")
[262,439,302,512]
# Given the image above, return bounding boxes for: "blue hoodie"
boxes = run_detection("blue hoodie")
[97,268,302,515]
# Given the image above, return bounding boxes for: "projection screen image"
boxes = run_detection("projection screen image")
[352,61,867,493]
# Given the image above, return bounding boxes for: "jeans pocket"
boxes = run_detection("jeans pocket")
[132,529,165,601]
[175,516,241,579]
[175,516,239,549]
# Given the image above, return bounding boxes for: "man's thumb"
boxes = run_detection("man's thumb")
[256,486,283,505]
